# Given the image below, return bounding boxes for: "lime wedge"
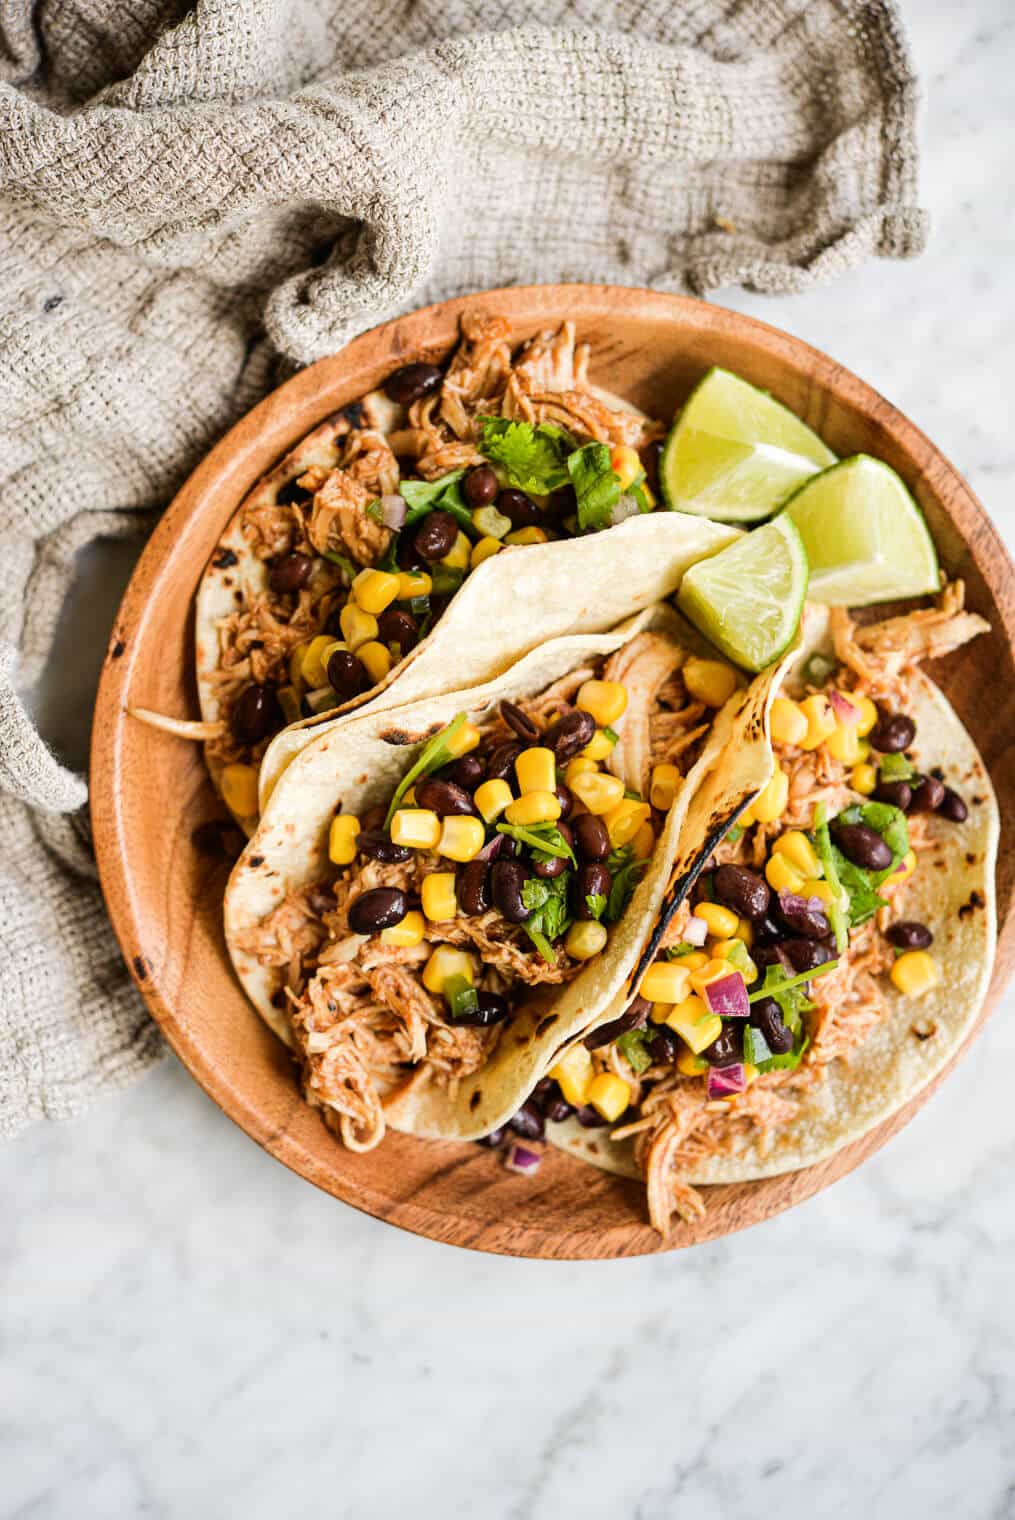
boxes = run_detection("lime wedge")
[677,515,808,671]
[782,455,939,606]
[660,368,836,522]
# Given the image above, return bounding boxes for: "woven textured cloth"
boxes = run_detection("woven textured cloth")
[0,0,926,1135]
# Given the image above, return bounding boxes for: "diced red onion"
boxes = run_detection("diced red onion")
[703,971,750,1020]
[504,1143,543,1175]
[609,493,642,526]
[475,834,506,862]
[380,494,407,530]
[829,690,860,724]
[707,1063,747,1099]
[684,914,709,947]
[778,890,828,917]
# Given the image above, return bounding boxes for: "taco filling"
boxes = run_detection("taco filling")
[231,630,748,1152]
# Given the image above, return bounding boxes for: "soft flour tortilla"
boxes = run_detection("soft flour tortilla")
[224,606,791,1141]
[547,635,999,1186]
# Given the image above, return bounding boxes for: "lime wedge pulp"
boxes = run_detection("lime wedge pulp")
[676,515,809,672]
[782,455,940,607]
[659,368,836,523]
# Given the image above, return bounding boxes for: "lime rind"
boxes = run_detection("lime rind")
[676,514,809,672]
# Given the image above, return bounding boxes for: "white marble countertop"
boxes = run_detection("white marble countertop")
[5,4,1014,1515]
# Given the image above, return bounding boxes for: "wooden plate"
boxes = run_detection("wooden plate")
[91,286,1015,1258]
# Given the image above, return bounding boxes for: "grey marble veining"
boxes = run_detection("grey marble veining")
[4,3,1015,1516]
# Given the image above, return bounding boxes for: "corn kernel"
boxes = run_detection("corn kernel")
[734,918,754,947]
[825,722,860,764]
[677,1048,709,1077]
[609,443,643,490]
[444,721,481,759]
[639,961,691,1004]
[504,790,561,826]
[441,531,472,571]
[677,951,709,972]
[799,878,835,904]
[631,820,656,860]
[765,854,805,894]
[288,641,308,688]
[890,950,939,997]
[438,815,486,862]
[885,849,917,889]
[569,770,626,816]
[581,729,616,762]
[752,765,789,824]
[515,747,557,796]
[328,812,361,866]
[550,1045,593,1107]
[339,602,378,651]
[565,756,599,786]
[695,901,740,939]
[300,634,339,689]
[743,1063,759,1086]
[712,941,759,982]
[421,872,458,922]
[565,919,609,960]
[588,1071,632,1122]
[220,763,259,818]
[856,737,871,762]
[665,996,722,1054]
[471,505,512,540]
[772,829,821,879]
[504,526,549,546]
[422,945,476,994]
[851,761,878,795]
[577,679,628,727]
[470,535,503,570]
[683,657,738,709]
[854,696,879,737]
[603,798,652,849]
[688,957,733,992]
[650,762,681,810]
[357,640,392,685]
[474,778,513,823]
[769,697,808,747]
[649,1001,672,1024]
[639,480,657,509]
[396,570,432,601]
[390,808,440,850]
[352,568,400,615]
[798,693,837,751]
[380,909,425,948]
[739,806,757,828]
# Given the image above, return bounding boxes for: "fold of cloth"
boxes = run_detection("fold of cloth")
[0,0,927,1137]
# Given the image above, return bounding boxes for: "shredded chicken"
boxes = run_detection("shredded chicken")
[603,633,689,794]
[831,581,989,694]
[307,467,392,565]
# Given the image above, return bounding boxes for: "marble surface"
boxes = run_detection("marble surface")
[4,4,1015,1515]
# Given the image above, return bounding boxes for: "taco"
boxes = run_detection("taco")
[224,606,796,1151]
[181,312,737,826]
[539,585,998,1232]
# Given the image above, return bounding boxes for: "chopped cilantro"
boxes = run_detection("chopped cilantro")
[477,417,574,494]
[567,441,622,532]
[604,854,647,924]
[585,892,607,921]
[748,961,837,1027]
[628,480,653,514]
[665,942,696,959]
[322,548,358,584]
[616,1028,654,1075]
[431,566,465,596]
[879,752,914,783]
[497,822,576,864]
[384,714,467,829]
[399,471,475,538]
[832,846,889,926]
[602,726,620,745]
[743,1020,810,1075]
[522,875,572,964]
[725,822,744,844]
[811,803,849,950]
[365,498,384,524]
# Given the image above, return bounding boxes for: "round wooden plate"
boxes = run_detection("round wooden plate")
[91,286,1015,1259]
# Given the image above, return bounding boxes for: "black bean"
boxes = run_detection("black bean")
[269,551,315,594]
[360,804,387,832]
[555,783,574,819]
[833,822,893,871]
[752,913,785,946]
[455,991,511,1028]
[231,683,282,745]
[886,920,933,950]
[703,1022,744,1067]
[376,607,418,655]
[486,741,523,783]
[476,1125,507,1148]
[909,775,946,813]
[396,532,427,572]
[384,361,443,406]
[357,829,412,865]
[414,776,478,816]
[277,479,312,506]
[713,863,771,921]
[781,937,836,974]
[648,1025,682,1064]
[775,894,831,940]
[543,1096,574,1123]
[869,711,916,753]
[584,996,651,1050]
[874,779,913,812]
[327,649,367,701]
[938,786,969,823]
[508,1100,545,1140]
[457,860,490,916]
[639,438,664,497]
[575,1105,609,1128]
[500,700,540,743]
[412,509,459,562]
[750,997,794,1054]
[753,941,793,973]
[574,862,611,919]
[463,464,499,507]
[499,488,541,528]
[572,812,610,863]
[533,822,573,880]
[348,887,407,934]
[543,708,596,763]
[491,860,530,922]
[439,754,485,791]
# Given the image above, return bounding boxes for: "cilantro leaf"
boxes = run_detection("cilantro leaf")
[748,961,836,1029]
[585,892,607,921]
[616,1028,654,1075]
[365,499,384,524]
[322,548,358,584]
[832,846,889,927]
[567,442,621,532]
[811,803,849,950]
[521,874,572,964]
[399,471,475,538]
[477,417,573,494]
[629,481,653,514]
[497,823,576,864]
[744,1020,810,1074]
[665,942,697,959]
[384,714,467,829]
[605,856,647,924]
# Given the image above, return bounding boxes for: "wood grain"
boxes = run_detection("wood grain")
[90,285,1015,1259]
